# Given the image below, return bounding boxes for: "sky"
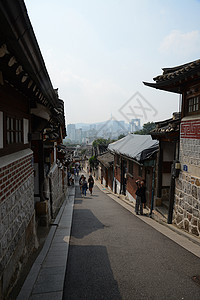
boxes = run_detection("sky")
[24,0,200,126]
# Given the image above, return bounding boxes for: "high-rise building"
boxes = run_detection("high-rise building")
[75,128,82,143]
[129,119,141,132]
[67,124,76,141]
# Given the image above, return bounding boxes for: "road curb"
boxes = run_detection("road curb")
[94,179,200,257]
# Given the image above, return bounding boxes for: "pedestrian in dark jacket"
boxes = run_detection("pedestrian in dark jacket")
[140,180,146,209]
[135,180,143,215]
[88,175,94,195]
[82,177,88,197]
[79,175,84,191]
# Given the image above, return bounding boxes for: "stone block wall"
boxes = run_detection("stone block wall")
[0,150,36,298]
[179,137,200,168]
[174,134,200,237]
[49,164,67,218]
[174,172,200,236]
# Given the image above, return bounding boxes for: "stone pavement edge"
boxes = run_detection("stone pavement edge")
[16,185,75,300]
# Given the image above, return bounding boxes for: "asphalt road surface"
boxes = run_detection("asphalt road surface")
[63,181,200,300]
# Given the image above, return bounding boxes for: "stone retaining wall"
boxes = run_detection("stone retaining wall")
[174,135,200,237]
[49,164,67,218]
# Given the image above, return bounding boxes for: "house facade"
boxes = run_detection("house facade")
[97,152,114,190]
[0,1,67,298]
[150,113,181,222]
[144,59,200,236]
[108,134,159,208]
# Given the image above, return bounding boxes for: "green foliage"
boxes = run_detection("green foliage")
[81,149,87,155]
[92,138,109,147]
[89,155,97,167]
[134,122,156,135]
[118,134,125,140]
[92,138,116,147]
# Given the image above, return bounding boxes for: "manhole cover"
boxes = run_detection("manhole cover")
[192,275,200,285]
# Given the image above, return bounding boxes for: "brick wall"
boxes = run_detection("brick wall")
[115,165,121,183]
[100,165,107,186]
[126,175,137,200]
[126,162,145,202]
[0,154,33,201]
[108,167,113,190]
[0,149,36,297]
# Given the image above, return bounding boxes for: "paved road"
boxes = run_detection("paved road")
[63,182,200,300]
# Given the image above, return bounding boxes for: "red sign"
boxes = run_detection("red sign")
[181,119,200,139]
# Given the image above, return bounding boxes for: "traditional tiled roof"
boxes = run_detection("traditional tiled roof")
[151,112,181,139]
[97,152,114,168]
[108,134,159,162]
[143,59,200,93]
[153,59,200,82]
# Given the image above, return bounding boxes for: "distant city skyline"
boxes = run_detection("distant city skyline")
[66,118,142,143]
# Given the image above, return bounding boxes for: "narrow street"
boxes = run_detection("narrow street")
[63,179,200,300]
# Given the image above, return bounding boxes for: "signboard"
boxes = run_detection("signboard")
[183,165,188,172]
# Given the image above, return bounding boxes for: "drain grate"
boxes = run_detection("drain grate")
[192,275,200,285]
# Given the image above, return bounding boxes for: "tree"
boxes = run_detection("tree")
[89,155,98,168]
[92,138,108,147]
[134,122,156,135]
[118,134,125,140]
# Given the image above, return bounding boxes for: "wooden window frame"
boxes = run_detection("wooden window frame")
[0,112,29,157]
[138,165,143,177]
[128,160,133,176]
[187,96,199,114]
[185,85,200,116]
[6,115,23,145]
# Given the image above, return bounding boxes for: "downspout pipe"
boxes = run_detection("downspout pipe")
[167,171,176,224]
[168,140,180,224]
[150,159,156,216]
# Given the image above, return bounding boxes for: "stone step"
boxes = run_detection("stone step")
[155,205,168,221]
[162,200,169,210]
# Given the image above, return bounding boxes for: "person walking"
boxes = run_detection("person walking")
[135,180,143,215]
[140,180,147,210]
[88,175,94,195]
[79,175,84,192]
[82,177,88,197]
[76,167,79,176]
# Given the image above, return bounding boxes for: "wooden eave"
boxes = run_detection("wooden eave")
[0,0,66,134]
[143,66,200,94]
[151,131,179,142]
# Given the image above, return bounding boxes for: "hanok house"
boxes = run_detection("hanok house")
[97,152,114,190]
[0,1,66,298]
[150,113,181,222]
[144,59,200,237]
[108,134,159,208]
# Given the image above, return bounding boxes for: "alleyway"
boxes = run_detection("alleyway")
[63,180,200,300]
